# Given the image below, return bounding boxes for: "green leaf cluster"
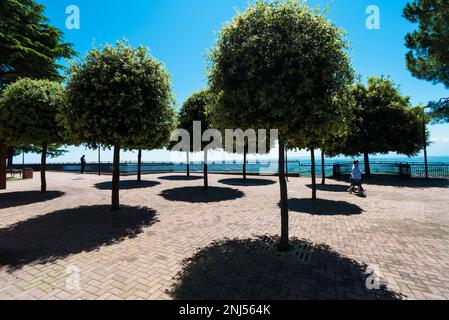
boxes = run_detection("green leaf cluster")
[9,143,67,158]
[175,89,216,151]
[404,0,449,88]
[428,99,449,124]
[0,0,75,89]
[208,0,354,145]
[327,77,426,157]
[62,41,176,150]
[0,78,65,146]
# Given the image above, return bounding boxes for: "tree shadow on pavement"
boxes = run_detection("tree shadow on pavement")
[160,186,244,203]
[218,178,276,187]
[168,235,404,300]
[95,180,160,190]
[306,184,349,192]
[0,191,65,209]
[288,198,363,216]
[0,205,158,272]
[158,175,203,181]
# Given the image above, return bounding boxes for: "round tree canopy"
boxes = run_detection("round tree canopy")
[0,78,65,145]
[208,0,354,144]
[178,90,213,133]
[325,77,426,157]
[63,41,176,150]
[175,89,217,152]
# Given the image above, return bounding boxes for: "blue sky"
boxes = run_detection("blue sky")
[17,0,449,164]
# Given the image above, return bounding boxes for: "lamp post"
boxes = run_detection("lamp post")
[421,106,432,179]
[425,98,449,179]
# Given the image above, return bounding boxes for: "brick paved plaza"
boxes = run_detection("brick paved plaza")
[0,172,448,300]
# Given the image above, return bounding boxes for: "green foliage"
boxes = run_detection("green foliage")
[428,99,449,124]
[0,0,75,89]
[0,78,65,146]
[327,77,426,157]
[408,105,431,149]
[208,0,354,247]
[287,89,356,152]
[10,144,68,158]
[62,41,176,150]
[176,89,216,151]
[209,96,274,156]
[208,0,354,144]
[403,0,449,88]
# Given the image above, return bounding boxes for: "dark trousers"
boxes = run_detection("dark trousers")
[81,164,86,174]
[349,179,364,191]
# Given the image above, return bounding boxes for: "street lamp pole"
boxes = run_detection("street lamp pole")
[428,98,449,179]
[421,106,432,179]
[422,98,449,179]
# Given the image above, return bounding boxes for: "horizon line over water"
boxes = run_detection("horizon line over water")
[15,155,449,165]
[13,156,449,179]
[12,135,449,164]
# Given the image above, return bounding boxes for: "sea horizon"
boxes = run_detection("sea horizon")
[18,155,449,165]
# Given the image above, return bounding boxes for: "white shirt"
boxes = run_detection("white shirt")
[351,165,362,180]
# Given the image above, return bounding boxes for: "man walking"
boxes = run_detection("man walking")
[80,155,87,174]
[348,160,365,194]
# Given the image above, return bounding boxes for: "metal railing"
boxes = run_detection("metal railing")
[333,161,449,179]
[12,160,334,177]
[408,163,449,179]
[13,160,449,179]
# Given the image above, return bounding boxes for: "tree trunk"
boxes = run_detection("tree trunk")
[137,149,142,182]
[186,151,190,177]
[311,148,317,200]
[41,143,47,193]
[98,146,101,176]
[364,152,371,178]
[243,149,247,180]
[278,139,290,251]
[285,148,289,182]
[0,141,7,190]
[321,150,326,185]
[111,145,121,211]
[7,147,14,168]
[203,149,208,189]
